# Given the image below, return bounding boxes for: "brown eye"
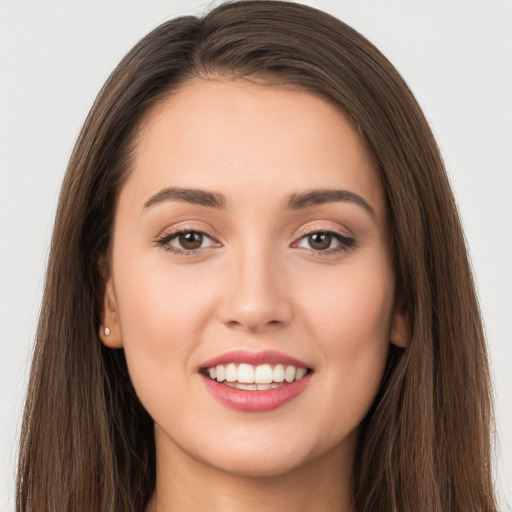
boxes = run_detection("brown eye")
[158,229,220,254]
[307,232,332,250]
[294,229,354,254]
[178,231,204,249]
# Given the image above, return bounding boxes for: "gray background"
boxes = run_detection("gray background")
[1,1,511,510]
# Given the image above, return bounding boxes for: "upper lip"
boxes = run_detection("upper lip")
[200,349,312,369]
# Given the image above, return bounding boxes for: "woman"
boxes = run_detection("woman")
[16,1,498,511]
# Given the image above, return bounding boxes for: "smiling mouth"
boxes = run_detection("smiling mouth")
[201,363,312,390]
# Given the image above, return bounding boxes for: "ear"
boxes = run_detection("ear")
[98,275,123,349]
[390,303,409,349]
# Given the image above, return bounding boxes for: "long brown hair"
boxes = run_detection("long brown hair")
[16,2,497,511]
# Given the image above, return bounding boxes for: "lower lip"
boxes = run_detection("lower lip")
[201,374,312,412]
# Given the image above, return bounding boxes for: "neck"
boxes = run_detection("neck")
[146,430,357,512]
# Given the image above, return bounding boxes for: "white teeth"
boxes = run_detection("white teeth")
[216,364,226,382]
[295,367,307,381]
[207,362,309,387]
[224,382,257,390]
[273,364,285,382]
[254,364,273,384]
[284,365,296,383]
[237,363,254,383]
[225,363,237,382]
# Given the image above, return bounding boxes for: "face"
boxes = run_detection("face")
[100,78,406,478]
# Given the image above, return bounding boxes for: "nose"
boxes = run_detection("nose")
[218,244,293,332]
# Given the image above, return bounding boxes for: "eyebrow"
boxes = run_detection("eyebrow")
[143,187,227,209]
[286,189,375,216]
[143,186,375,216]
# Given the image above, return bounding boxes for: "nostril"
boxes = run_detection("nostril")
[224,318,284,331]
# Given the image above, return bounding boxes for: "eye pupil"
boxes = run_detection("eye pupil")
[179,231,203,249]
[308,232,332,250]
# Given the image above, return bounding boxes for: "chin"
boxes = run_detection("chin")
[179,422,344,479]
[198,445,313,478]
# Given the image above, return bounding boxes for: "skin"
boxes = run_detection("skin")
[100,78,407,512]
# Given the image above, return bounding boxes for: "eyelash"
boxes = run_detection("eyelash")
[293,227,356,255]
[156,228,220,256]
[156,227,356,256]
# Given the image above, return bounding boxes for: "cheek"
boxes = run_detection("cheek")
[112,256,221,390]
[295,258,394,432]
[299,255,394,344]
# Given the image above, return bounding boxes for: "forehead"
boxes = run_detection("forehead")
[125,78,384,215]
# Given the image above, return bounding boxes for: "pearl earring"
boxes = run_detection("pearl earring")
[104,327,111,336]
